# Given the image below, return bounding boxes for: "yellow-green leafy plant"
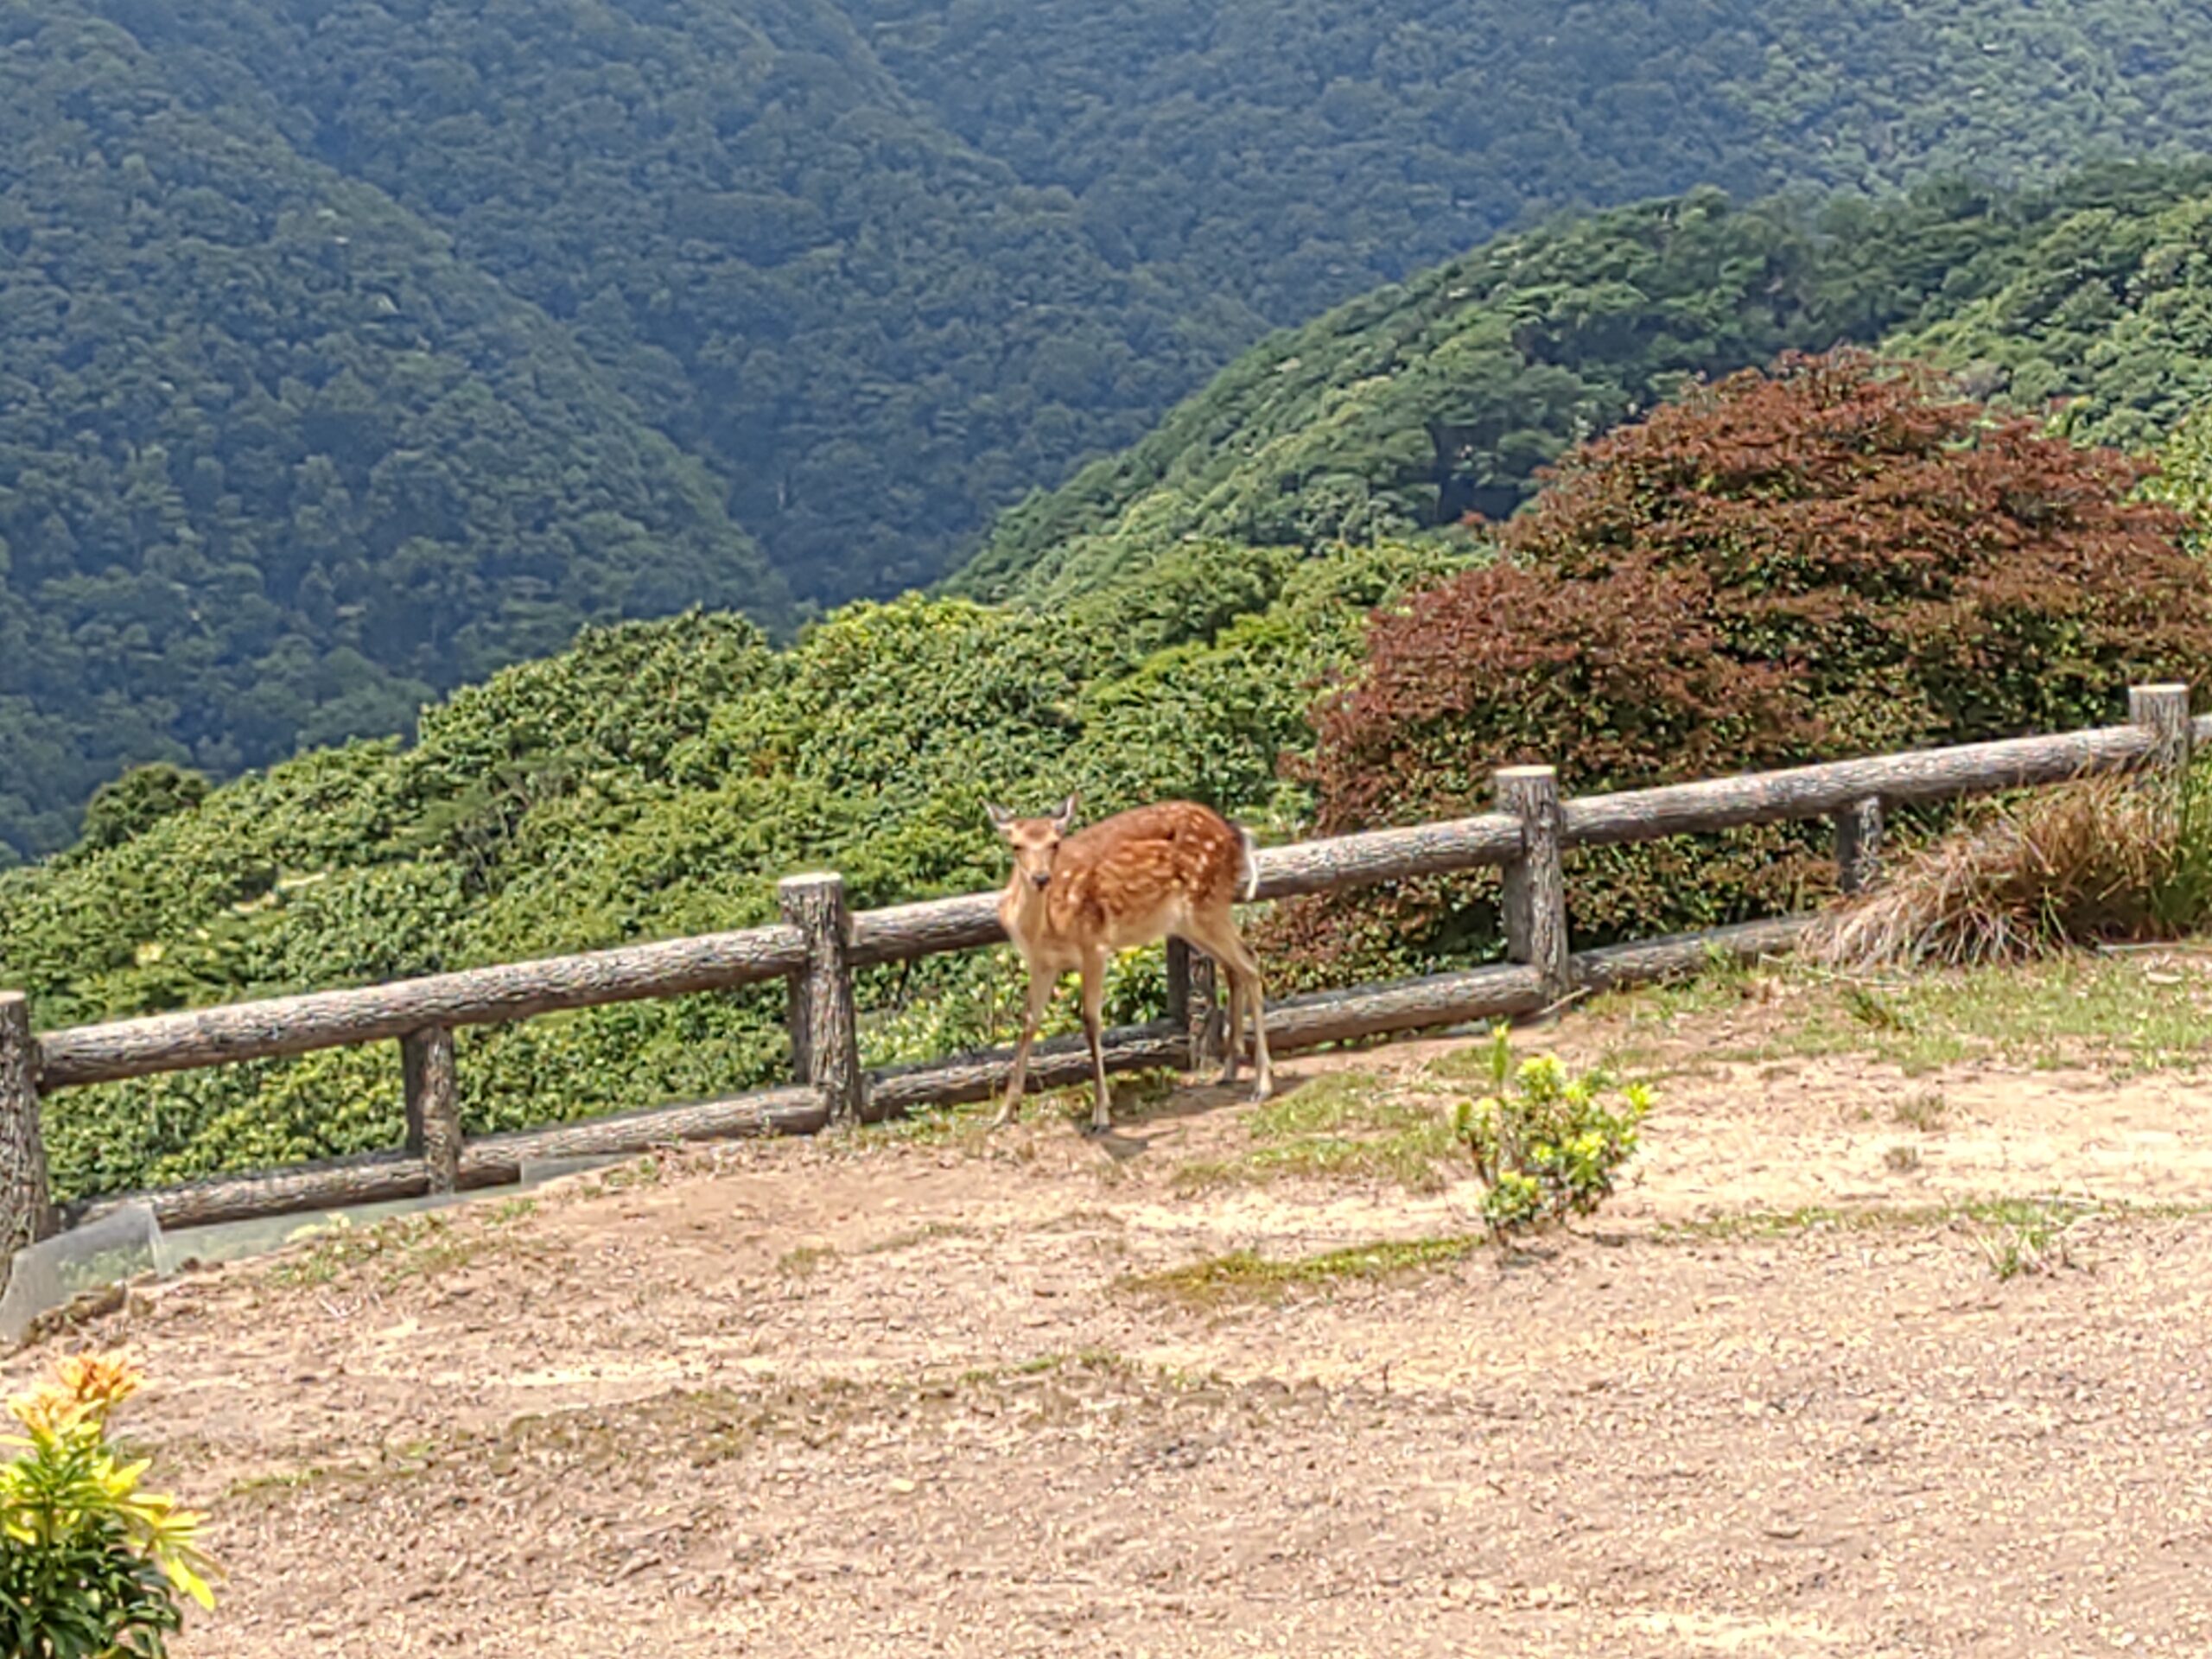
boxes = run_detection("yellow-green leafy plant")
[1448,1027,1651,1237]
[0,1351,217,1657]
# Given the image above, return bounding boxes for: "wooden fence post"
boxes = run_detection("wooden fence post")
[1166,939,1223,1072]
[402,1026,461,1194]
[0,993,54,1274]
[2128,683,2194,770]
[1834,797,1884,896]
[1495,766,1570,1010]
[780,874,863,1125]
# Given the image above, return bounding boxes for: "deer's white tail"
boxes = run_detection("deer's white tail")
[1234,821,1261,902]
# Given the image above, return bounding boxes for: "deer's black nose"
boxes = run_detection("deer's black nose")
[1032,872,1052,889]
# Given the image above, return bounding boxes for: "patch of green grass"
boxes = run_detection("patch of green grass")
[1173,1071,1460,1193]
[775,1243,837,1275]
[861,1220,982,1254]
[960,1347,1128,1384]
[224,1465,339,1501]
[271,1214,450,1288]
[268,1198,540,1290]
[1119,1235,1480,1307]
[1599,948,2212,1078]
[580,1156,665,1195]
[1027,1208,1125,1235]
[1892,1090,1948,1131]
[1662,1193,2208,1245]
[1243,1070,1391,1131]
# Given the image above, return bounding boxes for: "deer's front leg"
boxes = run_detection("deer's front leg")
[991,965,1054,1129]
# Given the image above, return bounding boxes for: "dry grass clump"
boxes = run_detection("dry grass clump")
[1806,764,2212,970]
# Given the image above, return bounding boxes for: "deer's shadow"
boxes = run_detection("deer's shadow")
[1074,1065,1313,1161]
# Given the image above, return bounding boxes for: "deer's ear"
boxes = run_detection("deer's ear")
[1051,794,1078,832]
[983,802,1014,831]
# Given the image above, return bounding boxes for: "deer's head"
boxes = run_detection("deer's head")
[985,796,1077,890]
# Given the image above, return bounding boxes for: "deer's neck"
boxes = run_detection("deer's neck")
[999,874,1055,944]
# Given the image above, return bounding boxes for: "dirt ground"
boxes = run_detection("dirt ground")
[17,979,2212,1657]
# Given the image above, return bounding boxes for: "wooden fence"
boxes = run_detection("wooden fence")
[0,683,2200,1262]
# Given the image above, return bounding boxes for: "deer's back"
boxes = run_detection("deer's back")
[1046,802,1242,948]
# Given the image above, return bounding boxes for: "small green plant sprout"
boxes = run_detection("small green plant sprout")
[1446,1026,1652,1239]
[1974,1198,2099,1281]
[0,1350,219,1656]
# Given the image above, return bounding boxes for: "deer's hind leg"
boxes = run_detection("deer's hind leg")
[1217,962,1244,1088]
[1185,911,1273,1103]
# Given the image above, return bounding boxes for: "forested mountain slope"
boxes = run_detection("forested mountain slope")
[951,165,2212,603]
[16,0,2212,855]
[85,0,1248,607]
[853,0,2212,323]
[0,6,789,865]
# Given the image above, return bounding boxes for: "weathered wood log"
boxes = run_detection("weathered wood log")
[1260,963,1549,1052]
[848,893,1003,966]
[868,1021,1191,1116]
[1561,724,2156,849]
[38,924,809,1089]
[780,874,863,1124]
[68,1085,830,1232]
[402,1026,461,1194]
[1497,767,1570,1009]
[0,994,54,1272]
[2130,683,2194,769]
[1834,797,1883,896]
[459,1085,829,1181]
[1166,939,1224,1072]
[69,1149,435,1234]
[1570,916,1814,993]
[1246,813,1522,901]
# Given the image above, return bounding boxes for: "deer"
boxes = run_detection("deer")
[984,795,1274,1133]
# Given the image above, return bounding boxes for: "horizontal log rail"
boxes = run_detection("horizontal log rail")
[37,924,810,1090]
[1,682,2196,1260]
[1560,722,2158,848]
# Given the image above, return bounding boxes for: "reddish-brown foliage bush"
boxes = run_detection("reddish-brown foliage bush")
[1267,348,2212,982]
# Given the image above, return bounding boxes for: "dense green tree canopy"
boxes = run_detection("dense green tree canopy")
[0,5,790,863]
[952,165,2212,602]
[0,543,1447,1200]
[853,0,2212,320]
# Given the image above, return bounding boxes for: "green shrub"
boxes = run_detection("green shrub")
[1447,1027,1650,1237]
[0,1351,216,1656]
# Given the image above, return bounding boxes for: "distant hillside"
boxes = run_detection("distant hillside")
[88,0,1246,606]
[853,0,2212,323]
[950,165,2212,604]
[19,0,2212,851]
[60,0,2212,610]
[0,7,791,864]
